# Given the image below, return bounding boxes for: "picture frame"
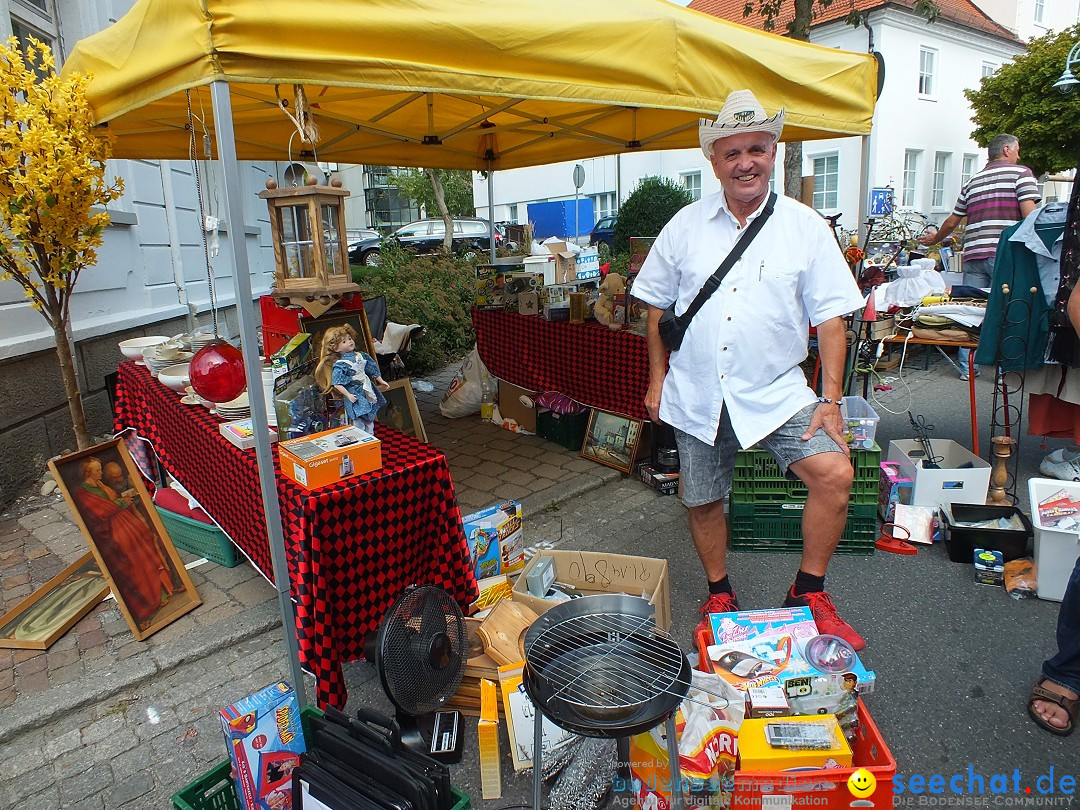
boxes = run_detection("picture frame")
[48,438,201,641]
[300,306,378,363]
[0,553,110,650]
[376,377,428,443]
[580,409,643,474]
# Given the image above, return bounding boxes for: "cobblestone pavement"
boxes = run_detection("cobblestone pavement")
[1,347,1075,808]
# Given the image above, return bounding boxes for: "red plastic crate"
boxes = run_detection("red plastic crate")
[694,628,896,808]
[259,294,367,361]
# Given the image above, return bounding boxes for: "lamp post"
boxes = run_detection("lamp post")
[1053,40,1080,93]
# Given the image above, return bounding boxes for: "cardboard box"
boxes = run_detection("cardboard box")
[270,333,311,377]
[277,425,381,489]
[747,685,790,718]
[637,461,679,495]
[973,548,1005,586]
[575,247,601,280]
[498,380,537,433]
[739,715,852,771]
[511,549,671,630]
[463,500,525,576]
[543,240,578,284]
[518,291,539,316]
[878,461,912,521]
[522,254,556,285]
[220,419,278,450]
[1028,477,1080,601]
[886,439,991,507]
[219,681,306,810]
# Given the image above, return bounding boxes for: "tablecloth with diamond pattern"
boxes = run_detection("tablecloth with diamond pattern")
[114,361,478,709]
[473,308,651,420]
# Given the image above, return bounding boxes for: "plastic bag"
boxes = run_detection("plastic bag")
[1005,557,1038,599]
[439,346,491,418]
[877,261,947,308]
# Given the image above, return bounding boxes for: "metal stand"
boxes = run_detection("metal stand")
[531,713,683,810]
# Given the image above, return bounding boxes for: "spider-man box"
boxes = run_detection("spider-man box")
[219,681,307,810]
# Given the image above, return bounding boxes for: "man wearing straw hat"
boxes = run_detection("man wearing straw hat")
[633,89,867,650]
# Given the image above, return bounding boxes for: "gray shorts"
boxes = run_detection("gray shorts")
[674,403,844,508]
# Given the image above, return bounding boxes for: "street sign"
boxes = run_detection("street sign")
[573,164,585,189]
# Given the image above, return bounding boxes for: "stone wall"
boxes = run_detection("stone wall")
[0,307,248,509]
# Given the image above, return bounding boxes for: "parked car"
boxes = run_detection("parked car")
[349,218,498,266]
[589,215,617,259]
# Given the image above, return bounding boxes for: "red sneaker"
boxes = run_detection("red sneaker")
[695,591,740,641]
[784,588,866,651]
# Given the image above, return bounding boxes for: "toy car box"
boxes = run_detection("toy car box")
[462,500,525,577]
[219,681,306,810]
[277,425,381,489]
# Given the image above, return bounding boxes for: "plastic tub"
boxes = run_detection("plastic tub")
[841,396,880,450]
[940,503,1033,563]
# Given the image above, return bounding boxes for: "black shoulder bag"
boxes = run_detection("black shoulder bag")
[658,192,777,351]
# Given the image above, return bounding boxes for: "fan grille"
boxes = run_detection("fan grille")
[379,585,467,715]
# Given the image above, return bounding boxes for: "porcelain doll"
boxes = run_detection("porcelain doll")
[314,325,388,434]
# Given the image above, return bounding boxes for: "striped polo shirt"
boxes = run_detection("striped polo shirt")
[954,159,1041,260]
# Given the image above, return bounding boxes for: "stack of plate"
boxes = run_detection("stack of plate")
[215,391,250,420]
[189,333,219,352]
[143,345,193,377]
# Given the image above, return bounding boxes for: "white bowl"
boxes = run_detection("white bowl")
[158,363,191,392]
[119,335,169,361]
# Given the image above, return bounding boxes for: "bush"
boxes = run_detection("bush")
[351,244,476,376]
[613,176,693,254]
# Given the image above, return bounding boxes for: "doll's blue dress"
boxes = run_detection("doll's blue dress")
[330,351,386,426]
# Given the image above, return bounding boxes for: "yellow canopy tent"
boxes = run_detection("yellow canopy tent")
[63,0,877,169]
[62,0,878,709]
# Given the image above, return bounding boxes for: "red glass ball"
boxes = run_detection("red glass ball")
[189,340,246,403]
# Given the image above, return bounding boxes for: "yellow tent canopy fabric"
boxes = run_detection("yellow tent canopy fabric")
[62,0,877,170]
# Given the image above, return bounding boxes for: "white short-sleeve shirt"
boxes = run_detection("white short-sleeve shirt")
[632,191,863,447]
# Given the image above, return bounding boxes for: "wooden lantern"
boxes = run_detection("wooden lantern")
[260,176,361,308]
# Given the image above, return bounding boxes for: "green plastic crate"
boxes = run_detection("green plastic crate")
[537,408,590,451]
[157,506,239,568]
[729,500,878,554]
[172,706,472,810]
[731,444,881,504]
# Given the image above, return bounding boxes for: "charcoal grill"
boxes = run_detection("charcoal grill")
[523,594,691,810]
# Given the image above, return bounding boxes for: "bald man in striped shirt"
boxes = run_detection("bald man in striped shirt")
[920,133,1040,378]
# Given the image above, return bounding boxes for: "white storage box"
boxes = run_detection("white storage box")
[1027,477,1080,602]
[886,439,991,507]
[523,254,556,285]
[840,396,880,450]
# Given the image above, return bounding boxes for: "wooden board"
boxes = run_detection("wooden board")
[476,599,537,666]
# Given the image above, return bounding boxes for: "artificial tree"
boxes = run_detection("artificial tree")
[0,38,123,449]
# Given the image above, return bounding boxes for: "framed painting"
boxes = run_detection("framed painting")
[300,306,378,363]
[0,553,109,650]
[376,377,428,443]
[48,438,201,641]
[580,410,643,474]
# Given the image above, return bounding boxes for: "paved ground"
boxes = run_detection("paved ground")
[0,344,1076,809]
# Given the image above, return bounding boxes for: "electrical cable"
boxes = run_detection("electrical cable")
[186,90,220,338]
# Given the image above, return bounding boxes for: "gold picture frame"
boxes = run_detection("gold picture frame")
[48,439,201,641]
[580,409,643,474]
[376,377,428,443]
[0,553,109,650]
[300,306,378,363]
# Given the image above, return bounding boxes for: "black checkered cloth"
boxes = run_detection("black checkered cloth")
[114,362,478,709]
[473,308,651,420]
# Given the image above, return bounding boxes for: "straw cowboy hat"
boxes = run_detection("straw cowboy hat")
[699,89,785,157]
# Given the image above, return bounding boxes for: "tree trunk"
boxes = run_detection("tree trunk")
[53,320,91,450]
[784,141,803,201]
[426,169,454,254]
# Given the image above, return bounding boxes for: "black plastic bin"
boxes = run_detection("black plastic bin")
[941,503,1033,563]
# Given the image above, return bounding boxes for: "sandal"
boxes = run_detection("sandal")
[1027,679,1078,737]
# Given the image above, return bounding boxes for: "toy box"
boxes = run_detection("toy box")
[462,500,524,577]
[702,607,876,694]
[878,462,912,521]
[739,714,852,771]
[277,425,381,489]
[269,333,311,377]
[1028,478,1080,601]
[219,681,306,810]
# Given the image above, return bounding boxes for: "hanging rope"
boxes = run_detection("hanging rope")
[275,84,320,146]
[186,90,220,338]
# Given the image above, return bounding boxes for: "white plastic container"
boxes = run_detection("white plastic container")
[840,396,880,450]
[886,439,991,507]
[1027,477,1080,602]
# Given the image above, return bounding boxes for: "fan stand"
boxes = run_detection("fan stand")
[397,709,464,764]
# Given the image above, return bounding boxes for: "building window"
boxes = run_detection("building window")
[592,192,617,219]
[961,154,977,188]
[932,153,949,208]
[902,150,921,208]
[919,48,936,96]
[1034,0,1046,24]
[681,171,701,201]
[812,154,839,211]
[508,204,518,224]
[981,63,996,79]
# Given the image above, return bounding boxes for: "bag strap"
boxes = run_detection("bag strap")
[679,191,777,326]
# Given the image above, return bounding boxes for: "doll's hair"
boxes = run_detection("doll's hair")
[314,324,360,392]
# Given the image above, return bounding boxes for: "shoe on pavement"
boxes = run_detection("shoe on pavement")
[959,368,980,382]
[695,591,739,642]
[1040,451,1080,482]
[783,587,866,651]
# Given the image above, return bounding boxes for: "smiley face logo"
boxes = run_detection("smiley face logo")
[847,768,877,799]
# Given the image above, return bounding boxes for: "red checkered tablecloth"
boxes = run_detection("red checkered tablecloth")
[473,308,651,420]
[114,361,478,709]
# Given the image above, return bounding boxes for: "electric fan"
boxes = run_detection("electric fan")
[364,585,467,763]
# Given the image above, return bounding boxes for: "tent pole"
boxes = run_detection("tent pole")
[858,134,871,245]
[209,80,308,706]
[487,166,496,263]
